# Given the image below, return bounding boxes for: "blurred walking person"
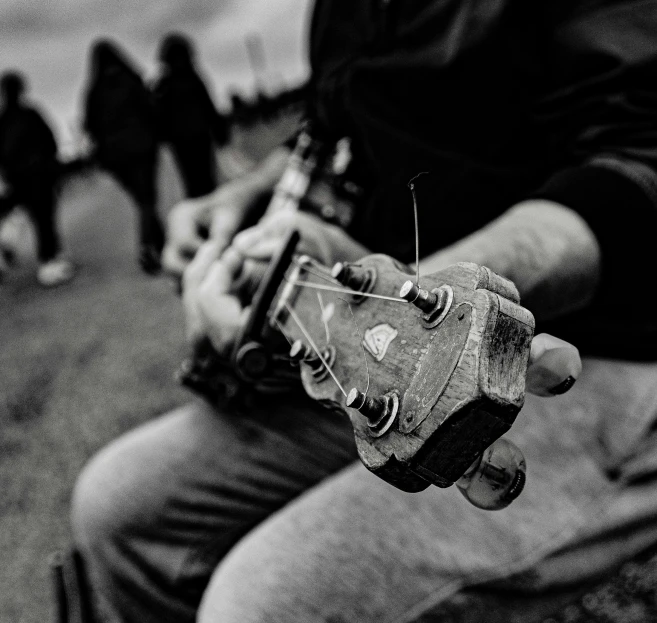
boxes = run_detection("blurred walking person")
[0,71,74,287]
[83,39,163,274]
[151,33,229,200]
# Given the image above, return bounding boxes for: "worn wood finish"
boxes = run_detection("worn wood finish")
[270,256,535,492]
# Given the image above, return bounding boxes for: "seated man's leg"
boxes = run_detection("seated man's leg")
[71,396,357,623]
[198,358,657,623]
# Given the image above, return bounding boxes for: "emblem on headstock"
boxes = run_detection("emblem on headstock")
[363,324,398,362]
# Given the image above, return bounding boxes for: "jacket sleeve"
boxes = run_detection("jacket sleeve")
[530,1,657,358]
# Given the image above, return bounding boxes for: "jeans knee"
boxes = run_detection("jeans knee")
[70,442,138,559]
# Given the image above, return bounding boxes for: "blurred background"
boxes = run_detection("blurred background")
[0,2,310,621]
[0,0,312,148]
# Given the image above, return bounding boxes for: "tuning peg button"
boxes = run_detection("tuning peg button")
[289,340,336,383]
[289,339,317,363]
[455,438,526,510]
[331,262,374,295]
[399,281,438,313]
[346,388,399,436]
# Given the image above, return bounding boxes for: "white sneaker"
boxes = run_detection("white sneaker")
[37,257,75,287]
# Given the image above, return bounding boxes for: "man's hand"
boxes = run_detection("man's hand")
[456,332,582,509]
[162,146,292,278]
[525,333,582,397]
[182,240,249,356]
[232,210,369,268]
[181,209,369,357]
[162,189,250,278]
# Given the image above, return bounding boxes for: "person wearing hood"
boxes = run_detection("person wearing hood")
[151,33,230,201]
[0,70,74,286]
[83,39,164,274]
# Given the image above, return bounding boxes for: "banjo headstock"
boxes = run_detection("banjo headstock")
[269,249,535,505]
[180,231,537,509]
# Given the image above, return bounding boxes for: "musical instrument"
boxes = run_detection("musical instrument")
[181,231,537,510]
[178,117,550,510]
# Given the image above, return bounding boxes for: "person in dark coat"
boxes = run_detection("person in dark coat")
[83,39,163,274]
[0,71,74,286]
[151,33,230,200]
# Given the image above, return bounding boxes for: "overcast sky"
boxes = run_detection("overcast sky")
[0,0,313,145]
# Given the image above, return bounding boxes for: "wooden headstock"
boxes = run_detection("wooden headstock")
[269,251,535,505]
[179,231,537,509]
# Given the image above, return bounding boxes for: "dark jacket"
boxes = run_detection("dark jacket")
[151,68,229,146]
[0,104,57,180]
[84,43,156,160]
[308,0,657,358]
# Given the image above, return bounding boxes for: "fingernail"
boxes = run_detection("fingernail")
[549,375,576,395]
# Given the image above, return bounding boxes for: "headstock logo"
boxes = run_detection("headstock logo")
[363,324,398,362]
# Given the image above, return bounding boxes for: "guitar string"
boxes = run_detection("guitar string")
[284,301,347,397]
[284,278,408,303]
[316,292,331,342]
[338,297,371,397]
[407,171,428,287]
[292,254,335,274]
[296,264,338,286]
[291,256,340,285]
[281,187,422,396]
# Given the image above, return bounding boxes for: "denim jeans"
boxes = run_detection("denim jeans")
[71,358,657,623]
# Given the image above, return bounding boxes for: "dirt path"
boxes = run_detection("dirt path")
[0,116,298,622]
[0,150,191,623]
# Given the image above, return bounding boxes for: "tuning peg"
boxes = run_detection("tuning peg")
[289,340,337,383]
[346,388,387,423]
[346,387,399,436]
[399,280,450,317]
[399,281,437,312]
[331,262,372,293]
[234,341,270,381]
[289,339,317,363]
[455,438,526,510]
